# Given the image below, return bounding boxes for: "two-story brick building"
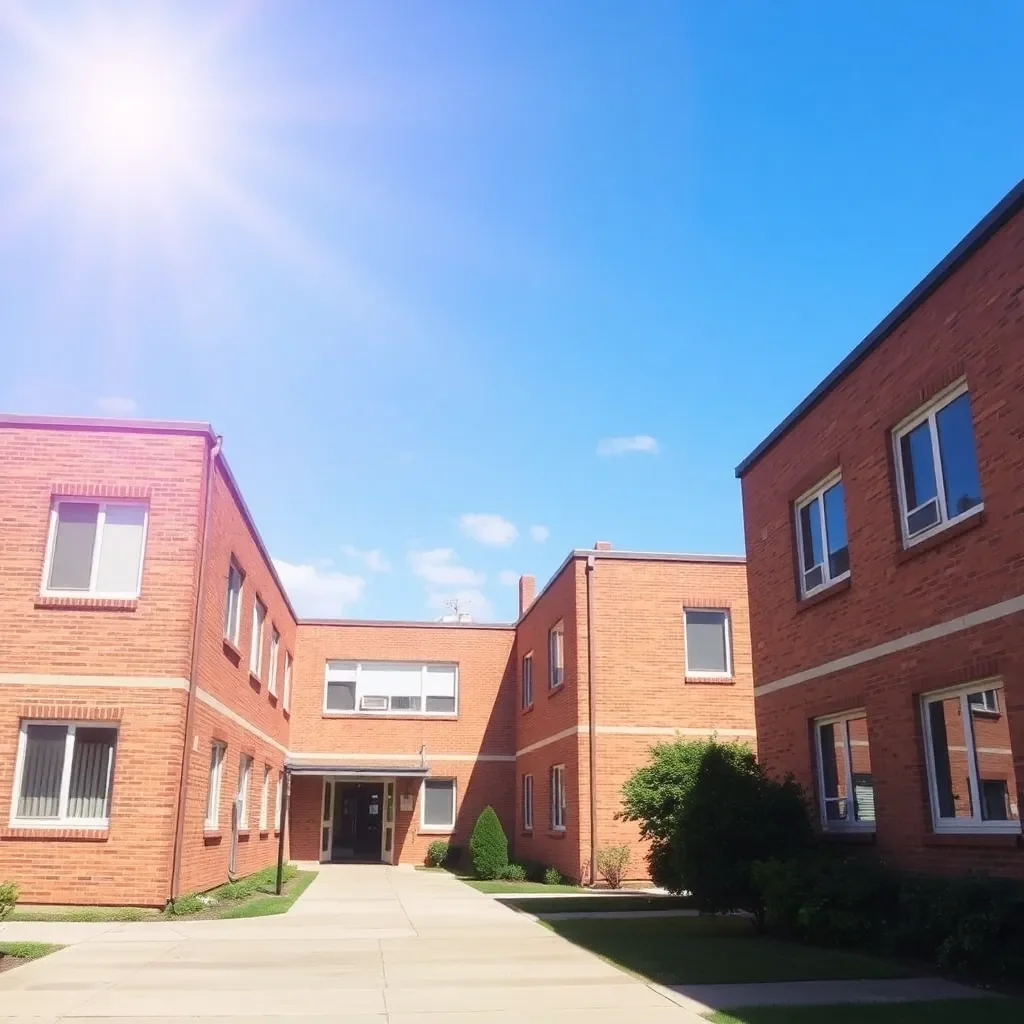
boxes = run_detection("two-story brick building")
[736,178,1024,877]
[0,413,754,905]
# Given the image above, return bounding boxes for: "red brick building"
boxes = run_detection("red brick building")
[736,179,1024,877]
[0,413,753,905]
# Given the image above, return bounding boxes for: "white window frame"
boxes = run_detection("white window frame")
[322,661,459,717]
[683,608,733,679]
[268,628,280,696]
[523,773,534,831]
[40,499,148,599]
[969,689,999,715]
[420,778,456,832]
[205,742,226,831]
[275,771,284,830]
[9,721,118,829]
[794,471,850,598]
[250,599,266,677]
[892,380,984,548]
[224,561,244,644]
[548,622,564,690]
[283,652,293,711]
[550,764,566,831]
[259,765,270,830]
[237,755,253,830]
[522,652,534,708]
[921,680,1020,835]
[813,710,875,833]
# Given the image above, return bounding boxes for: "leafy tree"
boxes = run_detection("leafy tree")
[468,806,508,879]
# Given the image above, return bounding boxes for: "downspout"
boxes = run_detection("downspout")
[169,433,222,903]
[585,554,598,887]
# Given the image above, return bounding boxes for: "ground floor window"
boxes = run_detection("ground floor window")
[813,711,875,830]
[522,773,534,831]
[550,764,566,831]
[259,766,270,830]
[205,742,226,830]
[421,778,456,830]
[12,722,117,828]
[922,681,1020,833]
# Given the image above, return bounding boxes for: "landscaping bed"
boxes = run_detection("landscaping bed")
[0,942,63,975]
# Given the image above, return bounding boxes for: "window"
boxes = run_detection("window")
[268,629,280,696]
[684,609,732,677]
[550,765,566,830]
[893,383,983,545]
[522,773,534,831]
[548,622,564,690]
[11,722,117,828]
[42,500,147,598]
[205,742,225,830]
[283,652,293,711]
[250,599,266,677]
[421,779,456,830]
[522,653,533,708]
[323,661,458,715]
[237,755,253,829]
[968,689,999,714]
[922,682,1020,834]
[259,766,270,830]
[795,474,850,597]
[814,712,875,831]
[276,771,284,830]
[224,561,243,644]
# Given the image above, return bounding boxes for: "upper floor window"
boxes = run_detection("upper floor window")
[42,500,147,598]
[283,652,293,711]
[268,629,280,696]
[893,383,982,546]
[814,711,875,832]
[795,474,849,597]
[683,609,732,678]
[548,622,564,690]
[224,561,244,644]
[324,661,458,716]
[522,652,533,708]
[250,598,266,677]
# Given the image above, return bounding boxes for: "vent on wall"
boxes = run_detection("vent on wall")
[360,695,388,711]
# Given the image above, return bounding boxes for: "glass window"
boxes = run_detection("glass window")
[522,653,533,708]
[205,742,225,830]
[523,774,534,830]
[814,712,875,830]
[894,385,982,544]
[259,766,270,830]
[796,476,850,597]
[283,652,293,711]
[323,661,458,715]
[237,755,253,829]
[684,609,732,676]
[421,779,455,829]
[224,561,243,643]
[268,629,280,695]
[551,765,566,830]
[250,600,266,676]
[548,623,564,689]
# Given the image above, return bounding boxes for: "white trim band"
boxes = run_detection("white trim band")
[195,687,288,755]
[515,724,757,758]
[0,674,189,691]
[288,751,515,764]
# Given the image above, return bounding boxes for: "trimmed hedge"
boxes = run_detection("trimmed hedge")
[426,841,450,868]
[468,806,508,879]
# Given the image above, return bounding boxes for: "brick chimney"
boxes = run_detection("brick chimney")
[518,575,536,616]
[594,540,613,551]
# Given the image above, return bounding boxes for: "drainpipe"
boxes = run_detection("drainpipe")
[585,554,598,887]
[169,433,222,902]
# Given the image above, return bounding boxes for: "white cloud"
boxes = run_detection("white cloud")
[458,513,518,547]
[95,396,138,416]
[498,570,520,587]
[408,548,485,587]
[341,545,391,573]
[596,434,659,456]
[427,588,495,622]
[529,525,549,543]
[273,559,365,618]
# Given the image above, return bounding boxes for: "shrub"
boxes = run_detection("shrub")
[0,881,18,922]
[165,893,204,916]
[426,841,450,868]
[519,858,547,883]
[543,866,562,886]
[468,806,508,880]
[596,845,631,889]
[620,739,812,922]
[499,863,526,882]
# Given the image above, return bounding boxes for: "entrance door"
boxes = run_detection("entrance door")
[331,782,384,861]
[319,779,334,862]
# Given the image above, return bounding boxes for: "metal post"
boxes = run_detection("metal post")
[275,768,290,895]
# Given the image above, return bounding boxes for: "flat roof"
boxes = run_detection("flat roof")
[734,176,1024,478]
[298,618,515,630]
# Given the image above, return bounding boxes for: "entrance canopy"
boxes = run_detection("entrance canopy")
[286,762,430,778]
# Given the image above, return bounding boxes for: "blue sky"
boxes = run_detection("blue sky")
[1,2,1022,621]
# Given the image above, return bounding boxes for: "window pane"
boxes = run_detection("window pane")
[847,717,875,823]
[900,422,938,511]
[823,482,849,578]
[326,680,355,711]
[936,393,982,519]
[818,723,848,821]
[967,688,1018,824]
[423,780,454,827]
[391,695,422,711]
[425,695,455,713]
[928,697,972,819]
[799,498,823,572]
[49,502,98,590]
[17,725,67,818]
[685,610,729,674]
[67,727,117,819]
[907,500,940,536]
[95,505,146,593]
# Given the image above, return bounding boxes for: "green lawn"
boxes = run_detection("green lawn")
[544,915,911,985]
[465,879,584,894]
[0,942,63,962]
[511,894,695,914]
[211,870,317,919]
[709,1000,1023,1023]
[10,905,159,922]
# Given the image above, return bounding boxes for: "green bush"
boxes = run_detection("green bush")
[517,858,546,882]
[596,845,631,889]
[426,841,450,867]
[0,881,18,922]
[499,863,526,882]
[468,806,508,880]
[620,739,812,922]
[165,893,205,916]
[543,866,562,885]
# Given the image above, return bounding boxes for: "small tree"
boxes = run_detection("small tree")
[0,881,18,923]
[596,845,631,889]
[469,806,508,879]
[426,840,450,868]
[620,739,812,924]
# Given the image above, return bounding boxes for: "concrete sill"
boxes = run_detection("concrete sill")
[237,830,251,841]
[897,507,986,564]
[548,830,567,840]
[248,671,262,690]
[0,826,109,841]
[520,830,534,837]
[322,712,459,722]
[259,830,270,838]
[268,692,278,706]
[418,829,455,836]
[35,595,138,612]
[547,684,565,699]
[521,704,535,715]
[684,674,735,686]
[222,638,242,663]
[797,576,852,612]
[924,831,1020,849]
[203,830,223,844]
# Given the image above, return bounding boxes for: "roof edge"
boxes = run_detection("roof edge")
[734,176,1024,478]
[297,618,515,630]
[0,412,216,439]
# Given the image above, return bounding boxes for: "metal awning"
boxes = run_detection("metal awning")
[285,763,430,778]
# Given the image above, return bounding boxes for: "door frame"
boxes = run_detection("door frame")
[319,777,335,863]
[320,776,394,864]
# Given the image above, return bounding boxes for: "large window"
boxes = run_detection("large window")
[683,609,732,677]
[205,742,225,830]
[42,500,147,598]
[11,722,117,828]
[522,773,534,831]
[548,622,564,690]
[224,561,244,644]
[550,764,566,831]
[795,474,850,597]
[268,629,280,696]
[893,383,983,545]
[922,682,1019,834]
[259,766,270,830]
[324,661,458,716]
[250,599,266,677]
[522,653,533,709]
[237,755,253,829]
[283,652,293,711]
[814,712,875,831]
[421,779,456,831]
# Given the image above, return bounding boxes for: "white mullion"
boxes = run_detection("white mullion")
[355,662,362,712]
[103,741,114,820]
[9,724,29,826]
[88,505,106,592]
[817,494,830,584]
[928,412,948,523]
[960,694,983,824]
[421,665,428,713]
[814,724,828,828]
[58,726,76,822]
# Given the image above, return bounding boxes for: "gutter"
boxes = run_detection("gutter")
[585,555,598,886]
[169,433,222,902]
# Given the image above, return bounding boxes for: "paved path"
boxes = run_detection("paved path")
[0,864,705,1023]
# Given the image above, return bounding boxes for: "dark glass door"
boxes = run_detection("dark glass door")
[332,782,383,860]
